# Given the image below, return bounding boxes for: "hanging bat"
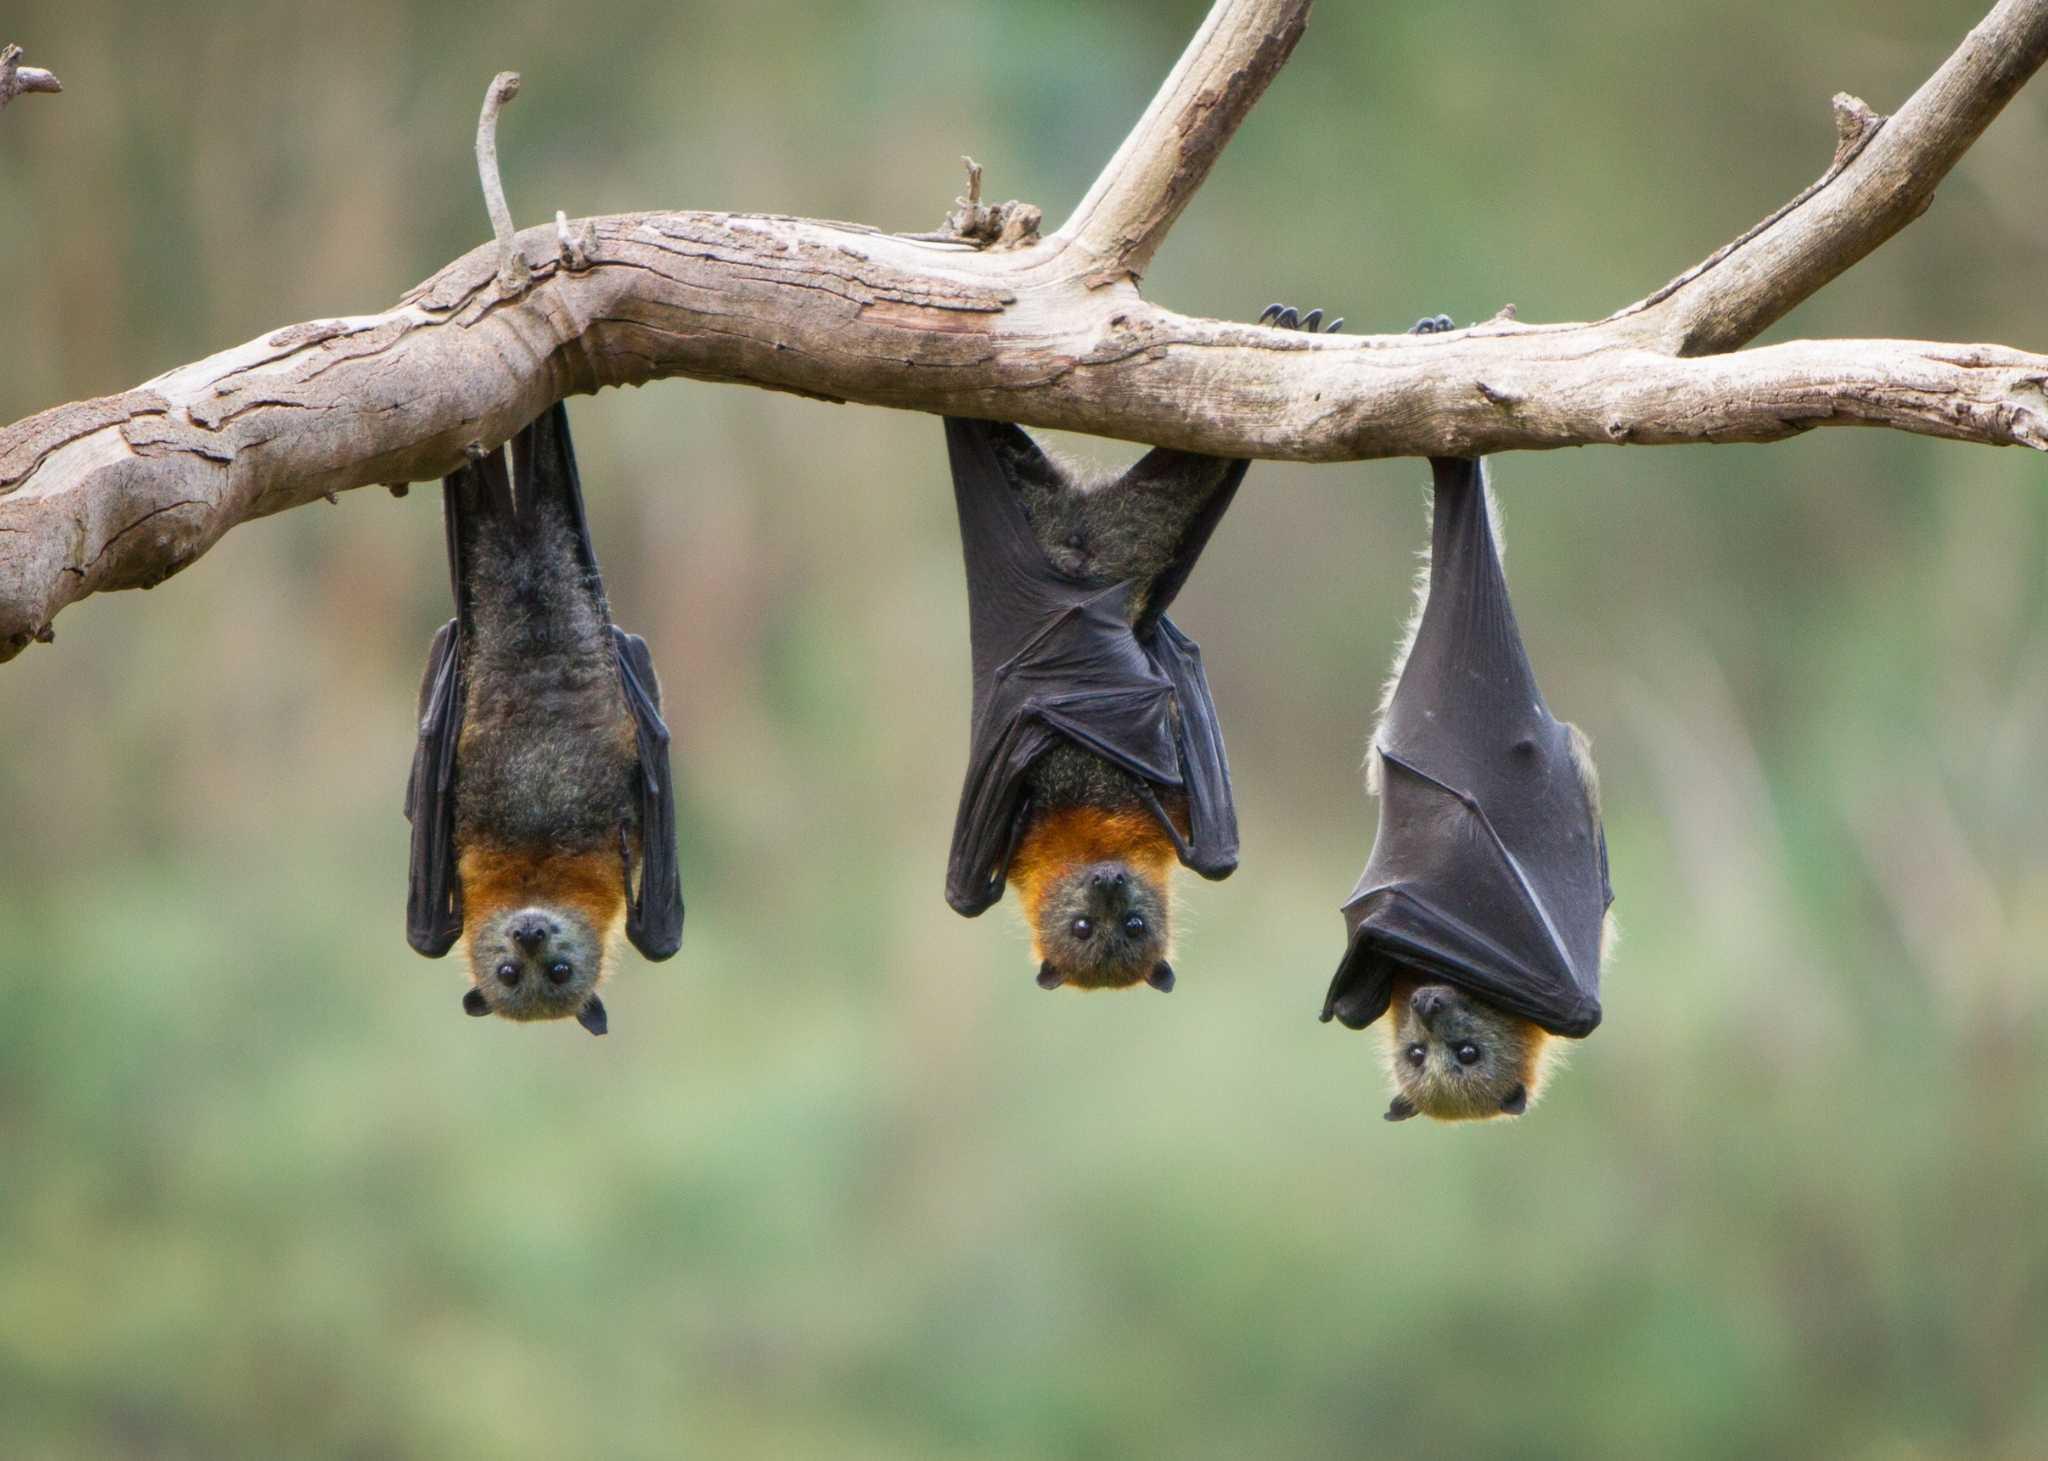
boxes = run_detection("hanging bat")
[404,401,684,1034]
[944,302,1342,994]
[1321,315,1613,1119]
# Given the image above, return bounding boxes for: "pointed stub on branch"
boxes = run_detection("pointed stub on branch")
[933,154,1043,249]
[1830,92,1884,166]
[1,42,64,109]
[476,69,530,293]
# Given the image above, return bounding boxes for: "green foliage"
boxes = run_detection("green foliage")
[2,1,2043,1455]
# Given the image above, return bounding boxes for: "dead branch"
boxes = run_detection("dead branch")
[1,0,2045,660]
[0,43,62,109]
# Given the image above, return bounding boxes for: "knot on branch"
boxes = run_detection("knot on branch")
[1830,92,1885,167]
[933,156,1042,249]
[0,43,63,109]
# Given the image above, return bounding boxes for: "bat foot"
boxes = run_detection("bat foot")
[1408,313,1455,335]
[1259,302,1343,334]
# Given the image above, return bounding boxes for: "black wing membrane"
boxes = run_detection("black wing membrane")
[615,627,684,958]
[403,402,685,960]
[942,418,1244,916]
[403,442,512,956]
[404,615,464,956]
[1322,457,1610,1038]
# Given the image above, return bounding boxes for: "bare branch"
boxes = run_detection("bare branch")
[1610,0,2048,355]
[475,71,530,293]
[1,0,2044,662]
[0,43,62,109]
[1051,0,1312,285]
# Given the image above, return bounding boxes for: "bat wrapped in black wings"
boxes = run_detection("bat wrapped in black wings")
[1322,453,1612,1042]
[940,303,1339,994]
[941,418,1243,922]
[405,402,683,1033]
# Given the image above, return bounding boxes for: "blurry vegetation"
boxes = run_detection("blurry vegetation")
[3,1,2046,1456]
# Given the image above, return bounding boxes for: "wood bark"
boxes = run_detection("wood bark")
[1,0,2044,659]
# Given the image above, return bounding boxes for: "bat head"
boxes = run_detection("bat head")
[1031,859,1173,991]
[462,903,612,1034]
[1380,982,1556,1122]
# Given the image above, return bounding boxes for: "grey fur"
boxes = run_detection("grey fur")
[454,487,641,855]
[1034,861,1170,986]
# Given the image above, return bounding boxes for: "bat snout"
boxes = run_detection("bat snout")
[1410,984,1456,1029]
[510,914,552,952]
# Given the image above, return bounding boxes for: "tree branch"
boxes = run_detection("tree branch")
[1606,0,2048,355]
[1050,0,1311,286]
[1,0,2044,661]
[0,43,62,109]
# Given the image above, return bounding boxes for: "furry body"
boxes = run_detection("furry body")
[407,404,682,1035]
[445,479,640,1026]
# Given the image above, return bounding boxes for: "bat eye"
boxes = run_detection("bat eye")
[1071,917,1093,940]
[546,961,573,986]
[1455,1042,1481,1066]
[1123,914,1145,936]
[1405,1043,1426,1067]
[495,962,520,987]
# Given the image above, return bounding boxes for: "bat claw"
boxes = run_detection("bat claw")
[1261,302,1344,335]
[1408,312,1455,335]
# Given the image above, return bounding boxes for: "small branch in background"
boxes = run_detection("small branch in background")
[0,43,63,110]
[475,70,529,294]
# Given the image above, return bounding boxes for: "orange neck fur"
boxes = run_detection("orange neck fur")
[1009,804,1179,962]
[458,845,629,948]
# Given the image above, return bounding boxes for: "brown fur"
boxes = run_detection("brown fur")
[1381,976,1559,1122]
[459,846,629,967]
[1009,804,1178,986]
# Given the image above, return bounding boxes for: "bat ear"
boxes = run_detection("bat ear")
[576,995,609,1037]
[1036,961,1065,991]
[1384,1093,1419,1122]
[461,987,490,1017]
[1147,961,1176,993]
[1498,1084,1528,1116]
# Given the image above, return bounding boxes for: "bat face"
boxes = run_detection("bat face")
[455,846,626,1034]
[1030,860,1174,991]
[464,902,606,1018]
[1380,982,1554,1122]
[1008,803,1181,991]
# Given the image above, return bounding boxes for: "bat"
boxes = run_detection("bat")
[1323,317,1613,1116]
[404,402,684,1034]
[942,302,1342,992]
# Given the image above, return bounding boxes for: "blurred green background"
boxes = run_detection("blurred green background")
[4,1,2046,1455]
